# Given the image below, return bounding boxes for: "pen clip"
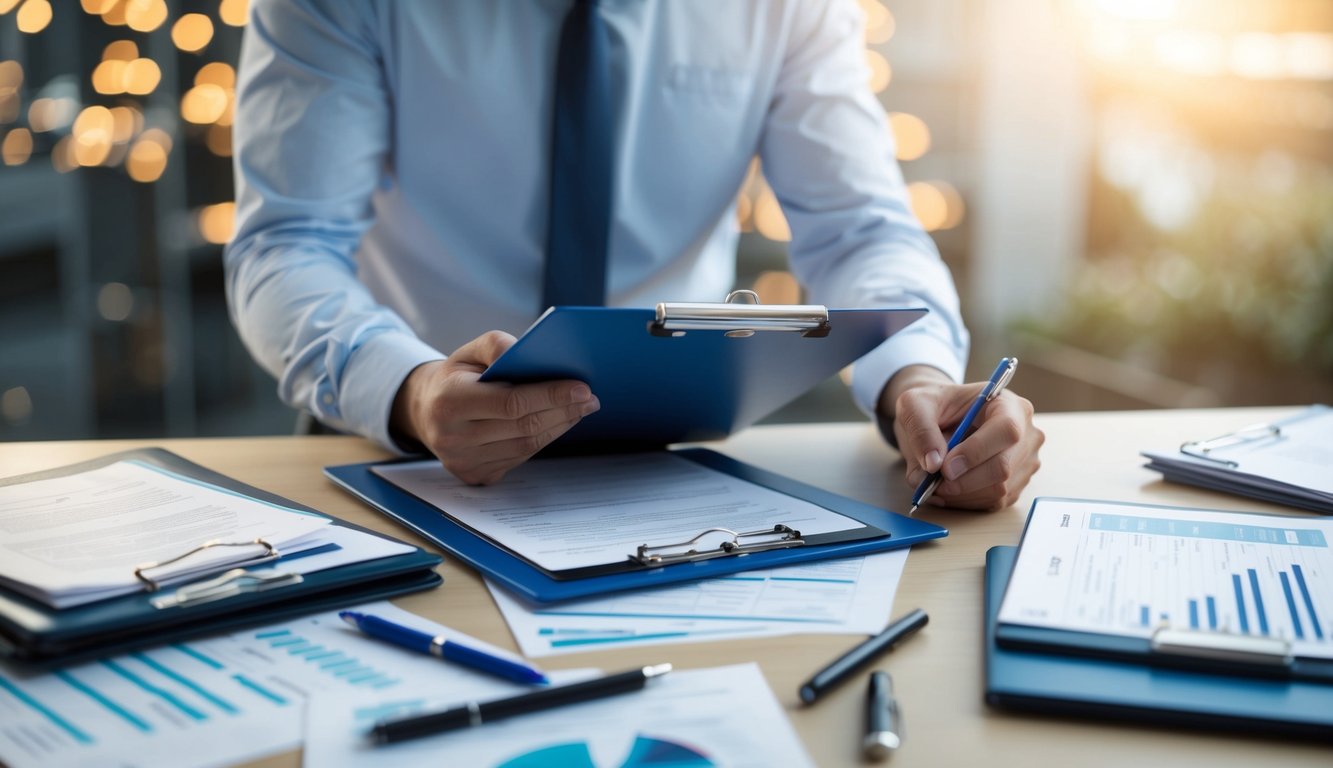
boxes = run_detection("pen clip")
[983,358,1017,402]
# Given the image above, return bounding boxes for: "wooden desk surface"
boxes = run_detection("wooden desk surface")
[3,407,1329,766]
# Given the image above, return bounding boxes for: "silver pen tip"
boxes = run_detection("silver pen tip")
[643,663,673,678]
[907,504,918,517]
[863,731,901,760]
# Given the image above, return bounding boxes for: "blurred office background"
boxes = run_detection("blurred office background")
[0,0,1330,442]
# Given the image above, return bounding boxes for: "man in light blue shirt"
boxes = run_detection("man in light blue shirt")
[226,0,1043,509]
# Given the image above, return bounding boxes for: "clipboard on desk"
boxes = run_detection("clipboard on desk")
[479,292,928,449]
[325,448,947,604]
[985,546,1333,739]
[1142,405,1333,514]
[993,497,1333,684]
[0,449,442,666]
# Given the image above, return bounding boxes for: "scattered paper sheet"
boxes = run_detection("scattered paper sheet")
[304,662,813,768]
[489,550,909,656]
[0,602,540,768]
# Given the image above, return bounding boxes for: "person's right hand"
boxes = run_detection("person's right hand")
[390,331,600,485]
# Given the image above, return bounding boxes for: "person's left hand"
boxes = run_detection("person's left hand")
[878,365,1044,511]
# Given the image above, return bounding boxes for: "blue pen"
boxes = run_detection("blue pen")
[908,357,1018,515]
[339,611,549,685]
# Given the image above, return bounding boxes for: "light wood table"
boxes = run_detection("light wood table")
[4,407,1329,766]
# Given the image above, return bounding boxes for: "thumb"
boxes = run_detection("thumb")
[894,391,948,481]
[451,330,518,369]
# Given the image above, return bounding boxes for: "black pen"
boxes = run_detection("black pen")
[369,663,673,744]
[799,608,927,704]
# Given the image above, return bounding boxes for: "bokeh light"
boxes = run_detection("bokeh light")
[197,202,236,244]
[2,127,32,165]
[218,0,249,27]
[124,0,167,33]
[96,282,134,322]
[103,40,138,61]
[172,13,215,53]
[181,83,229,124]
[888,112,931,161]
[865,50,892,93]
[123,58,161,95]
[16,0,52,34]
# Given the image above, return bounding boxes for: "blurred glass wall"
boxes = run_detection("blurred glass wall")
[0,0,1328,442]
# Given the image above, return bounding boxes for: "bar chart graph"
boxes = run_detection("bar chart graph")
[1000,499,1333,660]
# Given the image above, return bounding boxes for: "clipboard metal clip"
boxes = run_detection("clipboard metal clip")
[1150,626,1293,668]
[151,568,304,610]
[1179,422,1282,467]
[651,290,830,338]
[631,524,805,568]
[134,538,281,592]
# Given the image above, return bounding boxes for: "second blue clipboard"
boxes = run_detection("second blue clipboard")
[325,449,947,604]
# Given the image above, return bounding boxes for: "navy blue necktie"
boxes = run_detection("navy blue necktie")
[543,0,613,310]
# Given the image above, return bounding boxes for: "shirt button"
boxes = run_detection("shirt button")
[322,393,334,405]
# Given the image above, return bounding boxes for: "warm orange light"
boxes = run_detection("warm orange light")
[2,127,32,165]
[16,0,52,34]
[0,59,21,94]
[888,112,931,161]
[123,58,161,95]
[195,61,236,89]
[138,126,173,153]
[865,50,892,93]
[81,0,117,14]
[92,60,127,94]
[205,124,232,157]
[172,13,214,52]
[218,0,249,27]
[198,202,236,244]
[101,0,128,26]
[74,133,112,167]
[51,135,76,172]
[754,186,792,242]
[907,181,964,232]
[102,39,138,61]
[126,137,167,182]
[0,0,23,14]
[124,0,166,32]
[860,0,895,45]
[73,107,115,166]
[109,105,140,143]
[181,84,229,124]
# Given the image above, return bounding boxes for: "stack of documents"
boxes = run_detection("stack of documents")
[1142,404,1333,514]
[0,459,332,608]
[0,449,442,665]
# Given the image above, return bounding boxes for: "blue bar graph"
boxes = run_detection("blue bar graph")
[1206,596,1217,630]
[1247,569,1269,635]
[256,631,400,690]
[56,671,152,732]
[1139,605,1149,627]
[0,674,94,745]
[1232,574,1249,633]
[1188,600,1199,629]
[1279,572,1305,640]
[1293,564,1324,640]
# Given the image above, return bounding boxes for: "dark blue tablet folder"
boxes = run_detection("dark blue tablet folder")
[985,546,1333,739]
[326,299,947,603]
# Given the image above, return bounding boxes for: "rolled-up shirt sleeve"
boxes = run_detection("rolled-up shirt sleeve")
[760,0,970,414]
[225,0,442,449]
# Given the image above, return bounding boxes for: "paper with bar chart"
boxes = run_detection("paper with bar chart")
[998,498,1333,659]
[0,602,534,768]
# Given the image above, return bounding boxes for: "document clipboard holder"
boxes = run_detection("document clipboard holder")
[0,449,444,666]
[632,524,805,567]
[984,546,1333,740]
[481,293,929,448]
[1179,422,1283,467]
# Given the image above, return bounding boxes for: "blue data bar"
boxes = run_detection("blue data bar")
[1139,605,1150,627]
[1293,564,1324,640]
[1247,569,1269,635]
[1206,596,1218,630]
[1232,574,1250,634]
[1279,572,1305,640]
[1188,600,1199,630]
[1089,514,1327,547]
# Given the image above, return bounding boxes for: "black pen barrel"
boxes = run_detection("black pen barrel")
[372,706,473,743]
[481,669,647,721]
[800,608,927,703]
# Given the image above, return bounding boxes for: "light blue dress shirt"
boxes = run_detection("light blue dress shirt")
[226,0,969,449]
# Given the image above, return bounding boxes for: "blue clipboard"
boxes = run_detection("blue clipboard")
[479,300,927,448]
[325,448,947,604]
[985,546,1333,739]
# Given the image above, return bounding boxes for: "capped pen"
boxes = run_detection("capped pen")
[799,608,927,705]
[863,670,902,761]
[339,611,548,685]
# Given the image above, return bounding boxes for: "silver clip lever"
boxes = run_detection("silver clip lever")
[632,524,805,567]
[151,568,304,609]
